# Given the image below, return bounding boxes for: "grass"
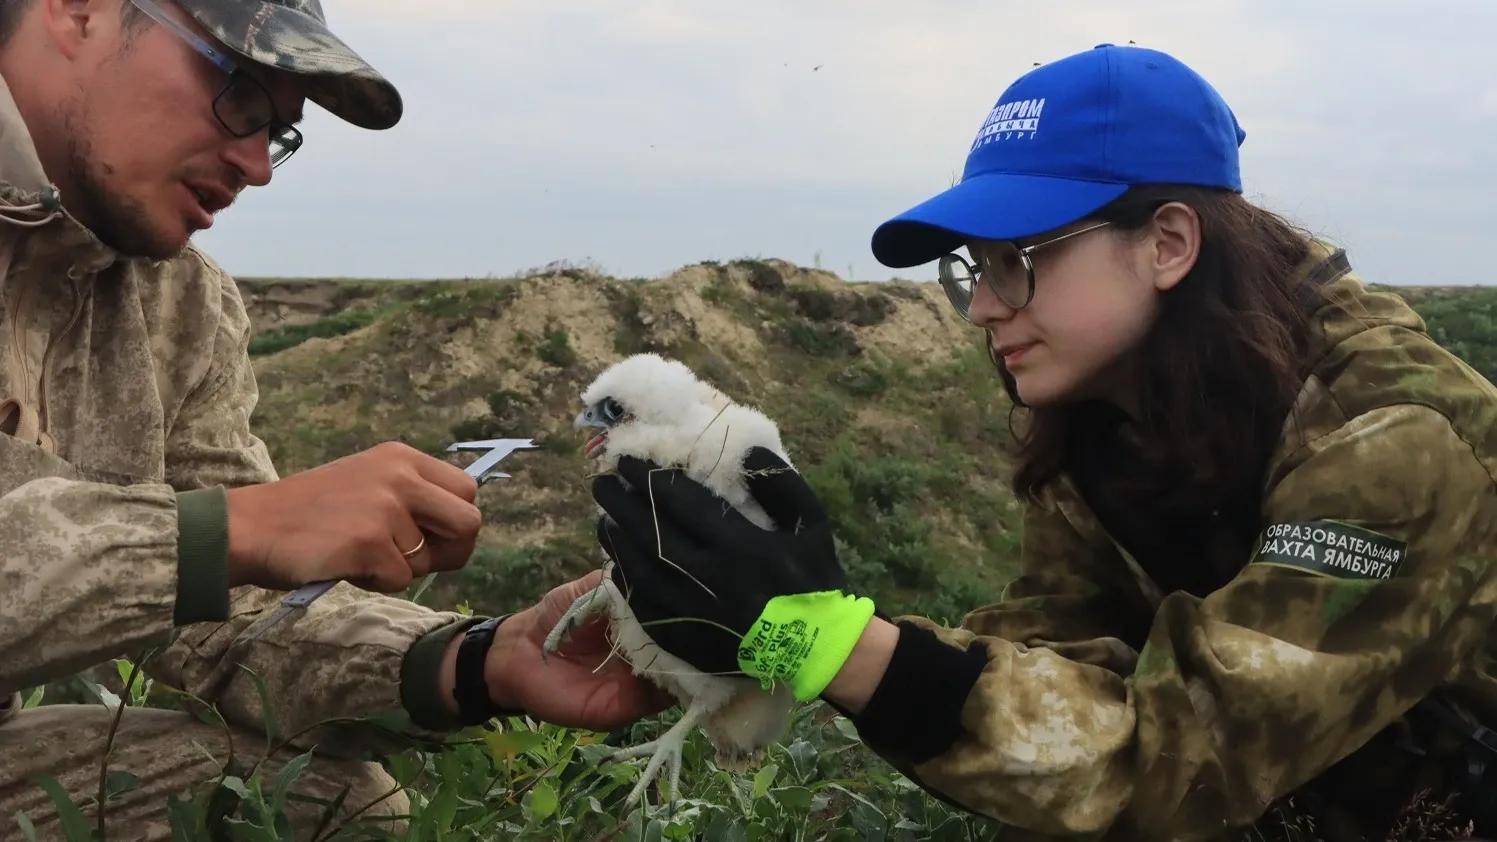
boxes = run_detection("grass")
[15,656,1004,841]
[538,323,579,369]
[22,263,1497,839]
[249,308,387,357]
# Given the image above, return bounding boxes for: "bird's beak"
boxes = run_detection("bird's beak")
[575,405,609,457]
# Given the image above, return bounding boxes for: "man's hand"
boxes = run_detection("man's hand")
[224,441,482,593]
[484,571,675,731]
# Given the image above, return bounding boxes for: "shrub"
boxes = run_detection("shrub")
[248,309,381,356]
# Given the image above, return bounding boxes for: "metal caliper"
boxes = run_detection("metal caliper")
[244,438,537,640]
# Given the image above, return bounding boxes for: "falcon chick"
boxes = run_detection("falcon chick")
[542,352,798,808]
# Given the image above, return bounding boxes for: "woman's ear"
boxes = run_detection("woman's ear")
[1146,202,1201,292]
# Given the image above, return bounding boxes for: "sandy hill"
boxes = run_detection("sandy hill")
[236,259,1018,622]
[233,259,1497,622]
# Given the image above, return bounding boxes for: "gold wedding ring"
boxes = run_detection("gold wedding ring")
[400,535,426,558]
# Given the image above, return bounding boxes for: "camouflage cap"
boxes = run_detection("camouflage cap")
[178,0,401,130]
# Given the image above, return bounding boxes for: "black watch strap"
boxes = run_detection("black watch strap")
[453,614,526,726]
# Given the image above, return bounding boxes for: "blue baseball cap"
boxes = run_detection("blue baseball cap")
[870,43,1247,269]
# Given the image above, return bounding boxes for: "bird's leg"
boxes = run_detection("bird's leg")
[612,694,714,810]
[540,583,608,664]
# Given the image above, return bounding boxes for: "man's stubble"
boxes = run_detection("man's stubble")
[56,96,191,263]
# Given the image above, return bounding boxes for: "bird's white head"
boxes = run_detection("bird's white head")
[575,353,733,462]
[575,352,791,529]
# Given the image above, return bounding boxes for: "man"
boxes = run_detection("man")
[0,0,669,837]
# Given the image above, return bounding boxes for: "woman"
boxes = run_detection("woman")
[589,44,1497,841]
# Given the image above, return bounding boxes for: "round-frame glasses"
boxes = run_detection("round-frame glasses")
[936,220,1113,320]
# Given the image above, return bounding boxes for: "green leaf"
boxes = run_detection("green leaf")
[785,739,818,782]
[273,750,314,794]
[272,805,295,842]
[770,785,813,813]
[22,686,44,709]
[219,776,251,799]
[165,794,202,842]
[112,658,151,705]
[12,810,37,841]
[751,763,779,800]
[848,801,888,838]
[412,571,438,602]
[485,727,545,759]
[112,659,133,689]
[31,776,94,841]
[575,743,616,766]
[832,716,860,742]
[826,782,884,814]
[715,769,752,817]
[104,770,140,800]
[752,796,781,825]
[927,815,981,842]
[269,749,315,822]
[702,813,749,842]
[241,667,279,744]
[423,779,461,833]
[528,779,559,821]
[89,681,121,711]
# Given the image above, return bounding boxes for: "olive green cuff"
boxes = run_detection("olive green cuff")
[400,616,487,732]
[174,487,230,626]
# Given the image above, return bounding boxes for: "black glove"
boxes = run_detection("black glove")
[591,447,874,701]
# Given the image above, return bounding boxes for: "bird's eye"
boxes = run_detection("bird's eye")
[601,398,625,425]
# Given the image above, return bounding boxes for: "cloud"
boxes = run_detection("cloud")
[194,0,1497,287]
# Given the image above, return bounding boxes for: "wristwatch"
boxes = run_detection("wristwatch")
[453,614,527,726]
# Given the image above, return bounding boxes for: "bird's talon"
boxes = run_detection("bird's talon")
[542,590,602,664]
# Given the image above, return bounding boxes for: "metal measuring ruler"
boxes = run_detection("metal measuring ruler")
[243,438,537,640]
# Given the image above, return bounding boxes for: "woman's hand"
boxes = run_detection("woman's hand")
[590,447,877,703]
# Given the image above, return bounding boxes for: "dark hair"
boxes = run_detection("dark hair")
[0,0,31,46]
[1002,184,1316,516]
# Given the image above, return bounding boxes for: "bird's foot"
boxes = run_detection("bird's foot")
[611,697,712,812]
[611,731,686,813]
[541,586,606,664]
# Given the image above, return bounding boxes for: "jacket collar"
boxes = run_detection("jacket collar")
[0,70,51,202]
[1300,237,1426,369]
[0,69,124,274]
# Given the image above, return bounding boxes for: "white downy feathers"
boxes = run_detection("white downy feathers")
[542,352,798,809]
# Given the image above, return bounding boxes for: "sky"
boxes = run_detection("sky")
[193,0,1497,287]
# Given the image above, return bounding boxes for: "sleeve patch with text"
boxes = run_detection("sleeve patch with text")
[1250,520,1408,580]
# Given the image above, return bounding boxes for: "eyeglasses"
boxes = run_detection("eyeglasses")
[936,220,1113,320]
[129,0,304,168]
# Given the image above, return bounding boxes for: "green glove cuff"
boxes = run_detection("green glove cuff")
[735,590,876,703]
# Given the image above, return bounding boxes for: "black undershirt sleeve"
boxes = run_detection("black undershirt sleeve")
[823,613,989,763]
